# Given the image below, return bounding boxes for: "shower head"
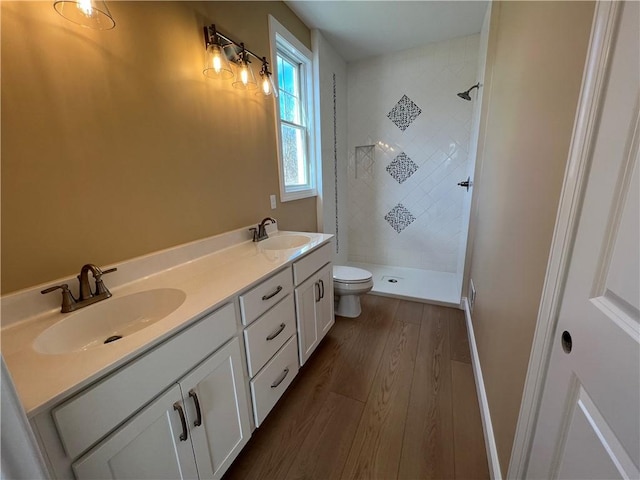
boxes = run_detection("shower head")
[457,83,480,101]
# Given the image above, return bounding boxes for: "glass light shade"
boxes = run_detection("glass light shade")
[232,60,258,90]
[203,43,234,80]
[257,71,278,97]
[53,0,115,30]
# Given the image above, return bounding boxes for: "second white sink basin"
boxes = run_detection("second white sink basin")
[33,288,186,355]
[259,234,311,251]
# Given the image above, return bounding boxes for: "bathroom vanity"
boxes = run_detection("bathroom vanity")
[1,226,334,479]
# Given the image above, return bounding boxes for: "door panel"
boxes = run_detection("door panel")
[295,274,320,365]
[556,384,638,479]
[180,338,251,480]
[317,264,335,338]
[527,3,640,478]
[73,385,198,480]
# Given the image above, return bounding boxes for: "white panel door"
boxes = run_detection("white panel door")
[527,3,640,479]
[72,385,198,480]
[180,338,252,480]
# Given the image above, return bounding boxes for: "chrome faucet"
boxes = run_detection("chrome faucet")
[41,264,117,313]
[250,217,277,242]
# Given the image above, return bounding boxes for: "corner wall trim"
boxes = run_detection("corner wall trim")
[462,297,502,480]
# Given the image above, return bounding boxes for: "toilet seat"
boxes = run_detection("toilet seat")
[333,265,372,284]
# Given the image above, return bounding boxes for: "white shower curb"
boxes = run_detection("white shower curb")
[462,297,503,480]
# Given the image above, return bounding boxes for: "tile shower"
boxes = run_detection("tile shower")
[346,34,481,304]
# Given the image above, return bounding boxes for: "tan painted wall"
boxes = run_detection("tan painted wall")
[467,1,594,473]
[1,1,314,294]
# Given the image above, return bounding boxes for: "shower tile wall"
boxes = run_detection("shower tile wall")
[347,34,480,272]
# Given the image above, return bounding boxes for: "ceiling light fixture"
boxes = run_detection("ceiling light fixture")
[53,0,115,30]
[202,24,275,97]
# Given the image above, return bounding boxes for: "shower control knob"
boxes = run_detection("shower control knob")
[458,177,473,191]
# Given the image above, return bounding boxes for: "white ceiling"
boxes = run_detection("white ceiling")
[285,1,489,63]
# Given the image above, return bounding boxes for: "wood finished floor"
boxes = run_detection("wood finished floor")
[224,295,490,480]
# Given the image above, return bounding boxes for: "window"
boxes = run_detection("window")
[269,16,316,201]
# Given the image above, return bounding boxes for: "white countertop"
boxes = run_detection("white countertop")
[1,229,333,416]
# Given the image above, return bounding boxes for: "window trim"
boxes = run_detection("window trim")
[268,15,317,202]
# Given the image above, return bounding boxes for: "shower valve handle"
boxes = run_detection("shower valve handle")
[458,176,473,192]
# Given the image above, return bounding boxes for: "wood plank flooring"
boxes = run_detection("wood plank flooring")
[224,295,489,480]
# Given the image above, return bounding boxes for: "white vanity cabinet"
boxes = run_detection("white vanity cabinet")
[293,243,335,366]
[31,303,252,480]
[73,338,250,480]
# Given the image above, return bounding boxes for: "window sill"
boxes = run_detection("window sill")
[280,189,317,202]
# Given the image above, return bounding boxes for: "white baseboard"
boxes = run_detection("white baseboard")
[462,297,503,480]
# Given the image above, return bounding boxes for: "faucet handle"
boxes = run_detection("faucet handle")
[41,284,77,313]
[94,267,117,296]
[249,228,259,242]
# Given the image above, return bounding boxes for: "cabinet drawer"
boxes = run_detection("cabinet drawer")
[250,335,299,427]
[243,295,296,377]
[292,242,333,286]
[239,268,293,325]
[52,303,237,460]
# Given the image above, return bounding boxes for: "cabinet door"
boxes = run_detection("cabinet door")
[317,264,335,339]
[295,273,321,366]
[72,385,198,480]
[179,338,251,480]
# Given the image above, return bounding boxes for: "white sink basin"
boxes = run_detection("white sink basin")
[33,288,186,355]
[259,234,311,251]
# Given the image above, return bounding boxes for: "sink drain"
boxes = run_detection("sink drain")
[104,335,123,344]
[388,279,398,283]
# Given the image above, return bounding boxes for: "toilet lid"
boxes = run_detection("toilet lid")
[333,265,373,283]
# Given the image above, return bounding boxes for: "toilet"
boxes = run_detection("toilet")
[333,265,374,318]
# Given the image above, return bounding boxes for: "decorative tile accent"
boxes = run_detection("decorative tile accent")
[333,73,339,254]
[387,95,422,132]
[355,145,375,179]
[386,152,418,184]
[384,204,416,233]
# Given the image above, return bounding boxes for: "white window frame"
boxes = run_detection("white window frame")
[268,15,317,202]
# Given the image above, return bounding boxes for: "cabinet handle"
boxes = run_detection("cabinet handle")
[315,282,321,302]
[173,402,188,441]
[271,367,290,389]
[266,323,287,341]
[319,279,325,299]
[188,389,202,427]
[262,285,283,301]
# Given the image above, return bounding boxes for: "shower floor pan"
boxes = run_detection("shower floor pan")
[347,262,461,308]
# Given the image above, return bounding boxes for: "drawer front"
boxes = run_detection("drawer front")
[292,242,333,286]
[250,335,299,427]
[239,268,293,325]
[243,295,296,377]
[53,303,237,460]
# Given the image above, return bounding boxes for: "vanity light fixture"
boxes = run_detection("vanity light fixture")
[53,0,115,30]
[202,24,275,97]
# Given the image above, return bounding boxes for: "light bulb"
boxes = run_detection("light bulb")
[212,52,222,73]
[240,65,249,85]
[262,76,271,95]
[77,0,93,16]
